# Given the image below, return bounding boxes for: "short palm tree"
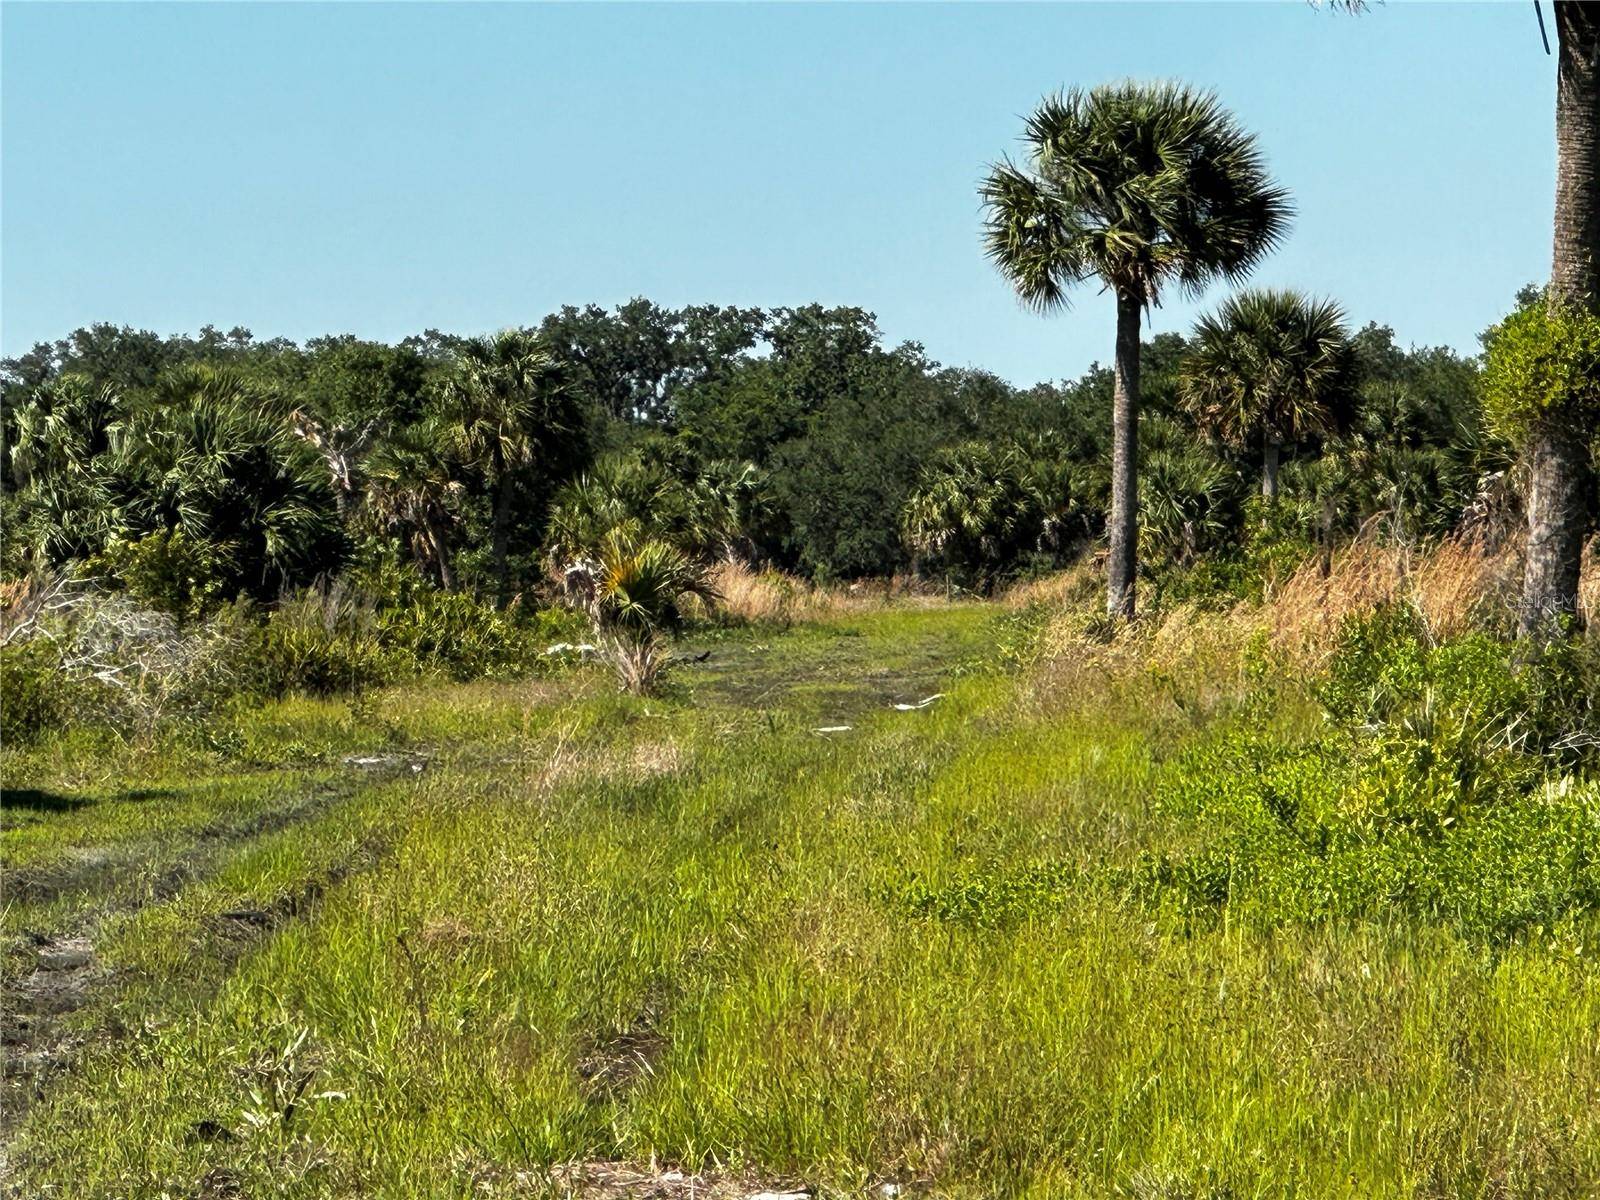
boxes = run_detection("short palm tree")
[982,82,1290,617]
[438,330,565,604]
[1137,415,1238,565]
[544,454,686,571]
[114,367,337,598]
[364,421,463,590]
[1179,289,1357,502]
[560,530,717,694]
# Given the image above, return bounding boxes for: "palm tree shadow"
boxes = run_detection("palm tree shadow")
[1,788,95,814]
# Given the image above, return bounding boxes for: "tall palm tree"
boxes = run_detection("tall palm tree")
[982,83,1290,618]
[1521,2,1599,636]
[1179,289,1357,503]
[438,330,564,604]
[365,421,463,590]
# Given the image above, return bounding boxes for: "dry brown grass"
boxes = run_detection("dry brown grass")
[1020,533,1599,714]
[1264,533,1527,666]
[705,559,954,625]
[999,560,1102,610]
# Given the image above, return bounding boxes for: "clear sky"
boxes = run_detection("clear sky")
[0,1,1555,385]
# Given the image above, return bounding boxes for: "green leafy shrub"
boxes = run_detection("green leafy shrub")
[249,590,395,698]
[1155,498,1315,608]
[248,586,590,697]
[1481,299,1600,443]
[1129,610,1600,942]
[0,640,68,745]
[88,529,225,621]
[375,592,586,682]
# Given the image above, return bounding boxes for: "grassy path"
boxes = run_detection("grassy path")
[5,603,1600,1198]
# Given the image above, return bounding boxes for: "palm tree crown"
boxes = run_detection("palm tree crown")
[364,420,463,590]
[1179,288,1357,499]
[981,82,1292,311]
[437,329,567,603]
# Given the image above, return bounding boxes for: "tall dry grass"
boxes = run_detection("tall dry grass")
[1019,533,1599,716]
[705,560,956,625]
[1263,533,1524,664]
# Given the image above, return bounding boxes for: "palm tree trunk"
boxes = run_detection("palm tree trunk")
[1551,2,1599,308]
[1106,291,1141,620]
[1519,419,1590,635]
[1521,0,1599,637]
[490,448,513,605]
[1262,437,1281,502]
[425,511,457,592]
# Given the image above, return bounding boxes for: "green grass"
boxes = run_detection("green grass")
[4,602,1599,1198]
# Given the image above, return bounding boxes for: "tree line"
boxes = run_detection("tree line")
[2,292,1504,612]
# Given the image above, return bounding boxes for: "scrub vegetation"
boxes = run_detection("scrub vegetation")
[6,8,1600,1194]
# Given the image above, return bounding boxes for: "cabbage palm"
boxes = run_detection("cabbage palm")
[685,460,770,564]
[6,376,126,564]
[365,421,463,590]
[1179,289,1357,502]
[8,375,123,488]
[902,440,1080,589]
[1137,416,1238,564]
[438,330,565,604]
[1521,3,1599,636]
[560,530,717,694]
[982,82,1290,618]
[114,367,339,598]
[545,454,686,570]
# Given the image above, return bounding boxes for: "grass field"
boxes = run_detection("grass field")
[4,602,1599,1198]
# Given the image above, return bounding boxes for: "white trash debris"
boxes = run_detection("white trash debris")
[813,725,853,734]
[544,642,599,658]
[892,693,944,711]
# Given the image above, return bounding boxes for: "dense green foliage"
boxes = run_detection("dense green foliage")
[1135,606,1600,942]
[3,295,1504,606]
[1481,298,1600,442]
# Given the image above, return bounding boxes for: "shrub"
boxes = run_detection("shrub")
[1,588,251,739]
[1481,299,1600,444]
[1129,609,1600,942]
[1155,498,1316,608]
[250,589,395,698]
[374,591,585,682]
[87,529,225,622]
[0,640,67,745]
[561,532,716,694]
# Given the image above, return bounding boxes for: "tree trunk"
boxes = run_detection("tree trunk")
[1519,419,1591,635]
[1521,1,1599,637]
[490,448,513,606]
[1106,291,1141,620]
[424,511,457,592]
[1551,1,1599,309]
[1262,437,1281,502]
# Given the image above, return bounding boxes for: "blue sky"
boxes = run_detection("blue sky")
[1,2,1554,385]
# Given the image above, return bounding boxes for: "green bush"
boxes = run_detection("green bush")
[1129,610,1600,942]
[1154,498,1316,608]
[0,641,68,745]
[88,530,225,622]
[247,591,395,699]
[1481,299,1600,443]
[246,587,590,697]
[375,592,587,682]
